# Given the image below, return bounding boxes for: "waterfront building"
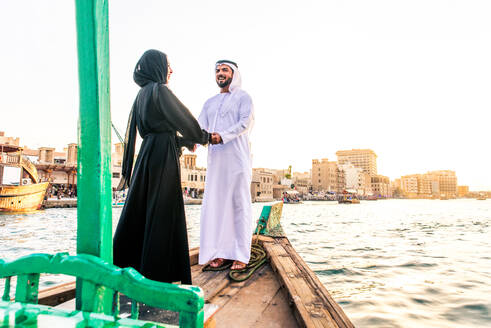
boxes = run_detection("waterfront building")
[398,170,457,198]
[292,171,311,195]
[371,175,392,198]
[336,149,378,177]
[415,173,439,198]
[252,168,274,201]
[311,159,343,193]
[457,185,469,198]
[400,174,419,198]
[111,143,123,189]
[270,168,289,185]
[338,163,372,195]
[34,145,77,189]
[428,170,457,198]
[0,131,20,146]
[272,184,289,200]
[179,154,206,197]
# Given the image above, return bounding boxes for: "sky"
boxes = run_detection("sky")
[1,0,490,190]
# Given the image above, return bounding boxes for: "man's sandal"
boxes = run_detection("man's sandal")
[202,258,232,272]
[230,261,247,271]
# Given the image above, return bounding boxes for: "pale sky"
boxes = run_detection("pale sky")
[1,0,490,190]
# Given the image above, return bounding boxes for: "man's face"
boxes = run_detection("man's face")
[215,64,233,88]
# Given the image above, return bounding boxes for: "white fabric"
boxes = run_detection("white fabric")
[198,86,254,265]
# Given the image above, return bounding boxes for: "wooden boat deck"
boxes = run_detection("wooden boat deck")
[37,237,353,328]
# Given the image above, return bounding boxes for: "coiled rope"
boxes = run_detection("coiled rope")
[201,225,268,282]
[228,242,267,282]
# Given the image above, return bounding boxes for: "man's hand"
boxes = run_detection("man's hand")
[210,133,222,144]
[192,144,197,152]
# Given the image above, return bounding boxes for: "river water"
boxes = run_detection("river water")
[1,199,490,327]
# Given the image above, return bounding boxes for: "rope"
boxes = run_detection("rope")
[228,243,267,282]
[202,225,268,281]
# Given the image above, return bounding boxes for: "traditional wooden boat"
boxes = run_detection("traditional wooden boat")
[12,202,353,328]
[0,2,353,327]
[0,144,49,213]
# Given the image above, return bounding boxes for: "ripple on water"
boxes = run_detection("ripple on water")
[315,268,360,276]
[442,303,491,326]
[356,316,402,328]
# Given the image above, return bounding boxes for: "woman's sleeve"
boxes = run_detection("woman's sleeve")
[156,85,209,145]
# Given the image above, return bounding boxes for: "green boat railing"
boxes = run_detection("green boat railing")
[0,1,204,327]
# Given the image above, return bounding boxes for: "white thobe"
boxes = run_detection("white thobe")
[198,90,254,265]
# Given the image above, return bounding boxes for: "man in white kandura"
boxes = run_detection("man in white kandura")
[198,59,254,271]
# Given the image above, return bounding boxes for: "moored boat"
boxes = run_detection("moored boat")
[0,144,48,213]
[338,193,360,204]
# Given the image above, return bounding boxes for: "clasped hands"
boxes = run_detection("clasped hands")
[209,132,222,145]
[190,132,221,152]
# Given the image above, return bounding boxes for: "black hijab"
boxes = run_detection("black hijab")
[133,49,168,87]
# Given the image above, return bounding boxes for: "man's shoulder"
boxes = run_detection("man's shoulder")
[203,93,221,106]
[235,90,253,104]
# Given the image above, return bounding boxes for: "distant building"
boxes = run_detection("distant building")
[179,154,206,197]
[252,168,274,201]
[311,159,342,193]
[457,185,469,198]
[371,175,392,198]
[429,170,457,197]
[336,149,378,177]
[0,131,20,146]
[292,171,311,195]
[338,163,372,196]
[111,143,123,189]
[399,170,457,198]
[400,174,419,198]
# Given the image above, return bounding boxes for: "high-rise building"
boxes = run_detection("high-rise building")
[336,149,377,177]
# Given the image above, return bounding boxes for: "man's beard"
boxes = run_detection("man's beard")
[216,76,232,88]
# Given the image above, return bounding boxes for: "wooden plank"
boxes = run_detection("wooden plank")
[280,239,354,328]
[265,240,346,328]
[212,264,285,328]
[38,281,76,306]
[191,267,229,302]
[189,247,199,266]
[253,287,299,328]
[266,242,328,328]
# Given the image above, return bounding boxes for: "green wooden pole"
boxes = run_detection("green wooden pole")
[74,0,112,313]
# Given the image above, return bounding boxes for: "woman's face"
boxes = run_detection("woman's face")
[167,62,173,83]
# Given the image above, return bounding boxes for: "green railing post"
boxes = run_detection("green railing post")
[74,0,112,314]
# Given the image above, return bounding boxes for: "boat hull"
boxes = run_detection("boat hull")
[0,182,49,213]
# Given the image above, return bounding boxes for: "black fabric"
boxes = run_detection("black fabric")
[113,49,209,284]
[216,59,238,68]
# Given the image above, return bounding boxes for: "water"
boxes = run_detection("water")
[1,199,490,327]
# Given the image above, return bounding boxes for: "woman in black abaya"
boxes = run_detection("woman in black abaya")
[113,49,209,284]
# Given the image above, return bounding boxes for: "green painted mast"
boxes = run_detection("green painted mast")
[74,0,112,313]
